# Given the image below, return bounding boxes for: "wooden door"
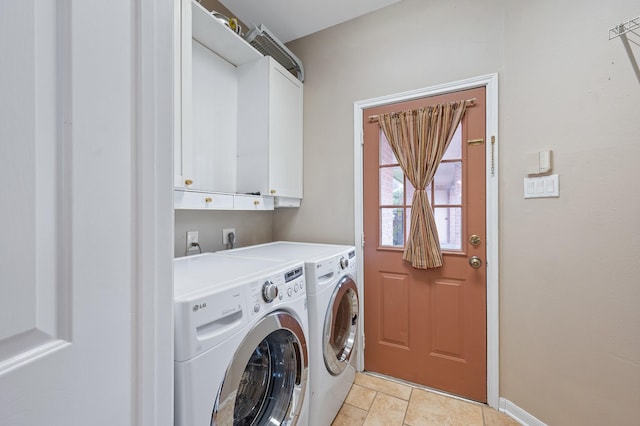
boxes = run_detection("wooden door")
[363,87,487,402]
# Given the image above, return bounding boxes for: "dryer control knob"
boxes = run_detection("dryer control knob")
[340,257,349,269]
[262,281,278,303]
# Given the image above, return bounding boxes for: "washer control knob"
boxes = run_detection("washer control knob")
[253,304,260,313]
[294,283,299,292]
[339,256,349,269]
[262,281,278,303]
[287,287,293,297]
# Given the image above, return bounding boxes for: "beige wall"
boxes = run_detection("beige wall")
[277,0,505,243]
[280,0,640,424]
[174,210,273,257]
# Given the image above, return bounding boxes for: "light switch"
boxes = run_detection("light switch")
[545,178,555,193]
[524,174,559,198]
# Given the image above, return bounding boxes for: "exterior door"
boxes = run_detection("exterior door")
[0,1,173,425]
[363,87,487,402]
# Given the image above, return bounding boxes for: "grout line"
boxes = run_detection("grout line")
[401,387,413,425]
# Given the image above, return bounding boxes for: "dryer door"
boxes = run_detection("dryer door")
[324,275,359,375]
[213,311,308,426]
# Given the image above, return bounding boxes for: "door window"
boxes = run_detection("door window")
[378,124,463,250]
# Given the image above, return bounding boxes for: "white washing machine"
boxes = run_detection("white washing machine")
[174,253,310,426]
[220,242,359,426]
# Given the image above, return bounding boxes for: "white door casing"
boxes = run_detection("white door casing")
[353,74,499,408]
[0,1,174,425]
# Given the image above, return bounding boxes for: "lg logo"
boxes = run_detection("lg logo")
[192,302,207,312]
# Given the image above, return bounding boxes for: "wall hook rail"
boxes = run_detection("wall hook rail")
[609,16,639,40]
[609,15,640,84]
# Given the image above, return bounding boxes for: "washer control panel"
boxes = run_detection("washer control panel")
[248,265,305,318]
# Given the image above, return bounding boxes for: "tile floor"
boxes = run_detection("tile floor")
[331,373,521,426]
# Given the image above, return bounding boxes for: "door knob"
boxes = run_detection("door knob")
[469,256,482,269]
[469,235,481,246]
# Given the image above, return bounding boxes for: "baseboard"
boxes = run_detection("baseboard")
[499,398,547,426]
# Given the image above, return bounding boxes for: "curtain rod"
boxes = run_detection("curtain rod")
[368,98,476,122]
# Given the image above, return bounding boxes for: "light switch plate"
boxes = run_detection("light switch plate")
[524,174,559,198]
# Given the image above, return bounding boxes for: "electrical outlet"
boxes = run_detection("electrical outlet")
[186,231,199,248]
[223,228,236,244]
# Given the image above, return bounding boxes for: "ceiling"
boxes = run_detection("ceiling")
[218,0,402,43]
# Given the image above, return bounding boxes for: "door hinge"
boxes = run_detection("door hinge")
[361,233,365,247]
[360,130,364,146]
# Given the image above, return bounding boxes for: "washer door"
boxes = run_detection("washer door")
[323,275,359,376]
[212,311,308,426]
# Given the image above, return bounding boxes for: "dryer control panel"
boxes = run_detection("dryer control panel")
[247,265,306,318]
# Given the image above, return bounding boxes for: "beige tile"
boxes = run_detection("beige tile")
[404,388,483,426]
[331,403,368,426]
[483,406,522,426]
[363,392,408,426]
[354,373,412,400]
[345,384,377,411]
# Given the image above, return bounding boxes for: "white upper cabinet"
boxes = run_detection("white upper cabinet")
[175,0,261,193]
[237,56,304,201]
[174,0,303,209]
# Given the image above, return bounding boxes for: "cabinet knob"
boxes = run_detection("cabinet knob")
[205,197,212,203]
[185,179,193,186]
[253,200,260,206]
[270,189,276,195]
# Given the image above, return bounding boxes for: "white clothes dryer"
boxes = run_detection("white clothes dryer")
[174,253,309,426]
[220,242,359,426]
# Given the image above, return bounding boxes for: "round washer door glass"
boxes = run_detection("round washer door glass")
[213,311,308,426]
[324,275,359,375]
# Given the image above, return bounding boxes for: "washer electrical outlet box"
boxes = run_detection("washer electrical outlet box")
[223,228,236,244]
[187,231,199,245]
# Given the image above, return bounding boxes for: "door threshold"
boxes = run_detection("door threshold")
[361,370,486,406]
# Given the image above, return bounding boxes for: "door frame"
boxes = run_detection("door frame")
[135,0,175,424]
[353,73,499,408]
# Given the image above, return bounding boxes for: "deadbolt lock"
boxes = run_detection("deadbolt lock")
[469,256,482,269]
[469,235,481,246]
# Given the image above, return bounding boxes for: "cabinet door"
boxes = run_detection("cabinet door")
[176,0,240,194]
[269,64,303,199]
[237,57,303,200]
[175,0,192,188]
